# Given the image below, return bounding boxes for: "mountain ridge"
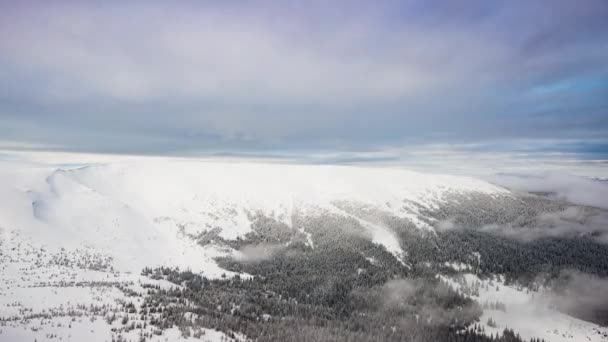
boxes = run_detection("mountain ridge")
[1,158,607,342]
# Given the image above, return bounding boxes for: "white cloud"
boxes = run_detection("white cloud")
[488,173,608,209]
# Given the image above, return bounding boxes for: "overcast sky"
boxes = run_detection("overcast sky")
[1,1,607,159]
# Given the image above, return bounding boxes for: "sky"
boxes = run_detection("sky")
[0,0,607,163]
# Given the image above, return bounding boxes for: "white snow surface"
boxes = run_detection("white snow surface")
[1,157,506,274]
[2,156,608,341]
[0,157,510,341]
[443,273,608,342]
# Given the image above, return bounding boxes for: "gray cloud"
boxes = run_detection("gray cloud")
[548,270,608,325]
[233,243,284,263]
[436,204,608,243]
[375,278,481,326]
[0,1,607,154]
[489,173,608,209]
[481,207,608,243]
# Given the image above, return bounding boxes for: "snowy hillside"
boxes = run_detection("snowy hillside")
[1,157,607,342]
[443,273,608,342]
[0,158,507,273]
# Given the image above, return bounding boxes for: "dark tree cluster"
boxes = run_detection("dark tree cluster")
[134,193,608,341]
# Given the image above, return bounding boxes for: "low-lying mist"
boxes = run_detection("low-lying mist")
[548,270,608,326]
[488,172,608,210]
[437,206,608,243]
[232,243,285,263]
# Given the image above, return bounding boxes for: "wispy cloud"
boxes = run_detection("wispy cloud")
[233,243,284,263]
[548,270,608,325]
[437,205,608,243]
[488,173,608,209]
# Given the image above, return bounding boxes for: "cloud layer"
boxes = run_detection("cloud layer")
[489,173,608,209]
[549,270,608,325]
[1,1,607,154]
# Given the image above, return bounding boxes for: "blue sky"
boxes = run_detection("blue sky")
[0,0,607,159]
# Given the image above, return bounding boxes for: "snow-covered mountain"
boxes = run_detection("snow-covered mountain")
[1,159,507,273]
[1,158,607,342]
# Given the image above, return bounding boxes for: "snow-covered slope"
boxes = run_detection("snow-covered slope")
[64,159,506,236]
[1,157,607,341]
[0,158,507,274]
[0,158,507,341]
[443,273,608,342]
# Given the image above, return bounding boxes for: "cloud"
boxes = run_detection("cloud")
[233,243,284,263]
[436,219,457,232]
[0,1,607,154]
[376,278,481,326]
[479,207,608,243]
[382,278,418,305]
[489,173,608,209]
[436,203,608,243]
[548,270,608,325]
